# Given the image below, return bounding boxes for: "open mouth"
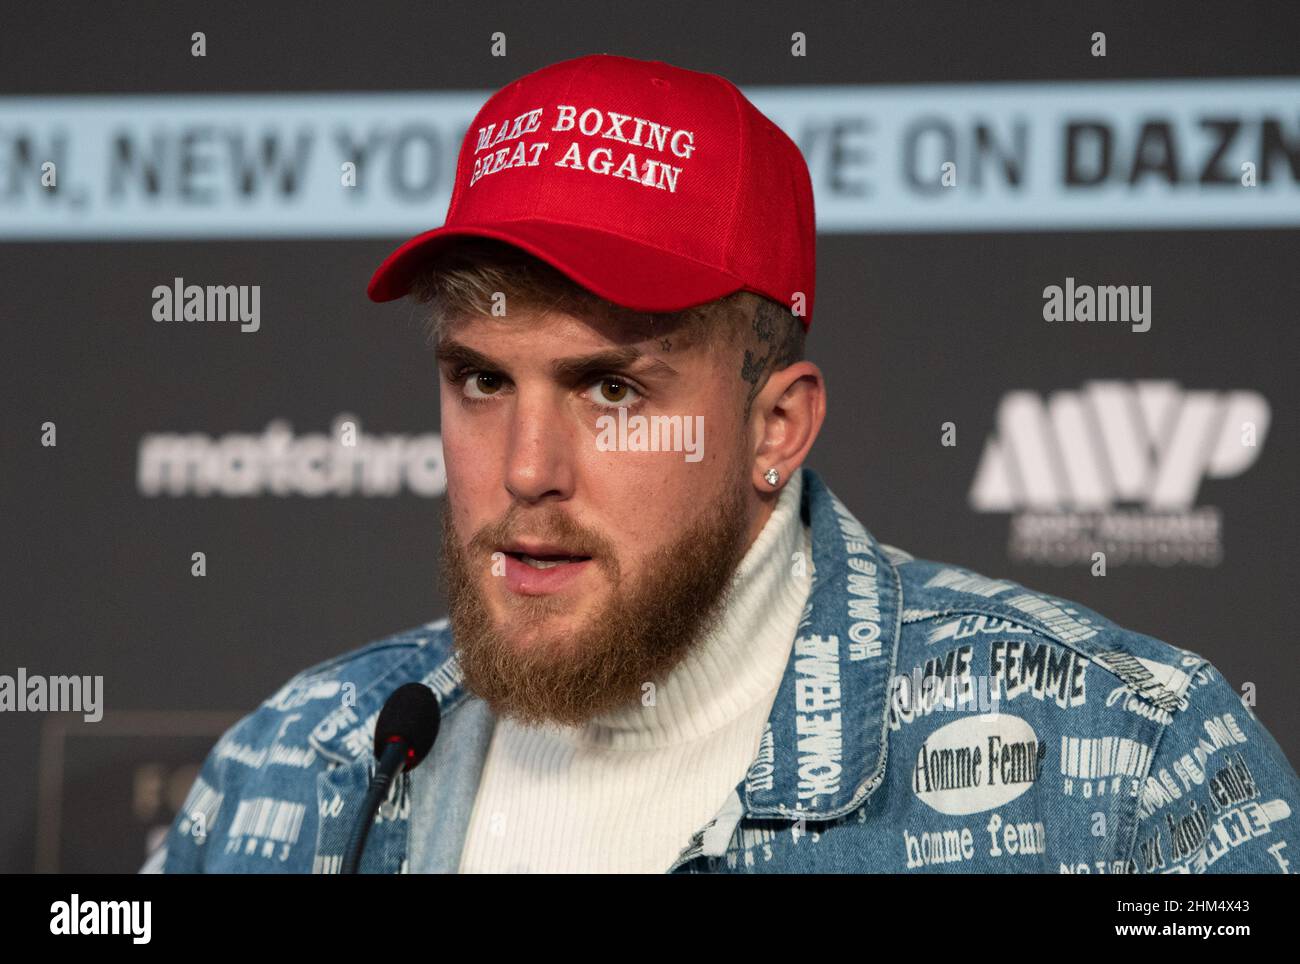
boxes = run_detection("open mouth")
[505,551,592,570]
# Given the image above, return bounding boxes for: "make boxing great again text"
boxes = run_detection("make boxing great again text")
[470,105,697,193]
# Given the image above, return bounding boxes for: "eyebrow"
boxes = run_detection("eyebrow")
[434,339,678,379]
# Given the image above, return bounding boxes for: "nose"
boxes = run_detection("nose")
[503,386,574,504]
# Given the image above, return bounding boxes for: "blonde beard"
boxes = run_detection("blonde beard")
[439,468,752,728]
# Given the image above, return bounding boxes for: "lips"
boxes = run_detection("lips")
[512,554,583,569]
[499,543,595,597]
[501,541,592,569]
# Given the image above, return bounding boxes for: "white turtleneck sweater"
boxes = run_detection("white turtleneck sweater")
[457,470,813,873]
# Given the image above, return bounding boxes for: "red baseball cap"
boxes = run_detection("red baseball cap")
[366,53,816,330]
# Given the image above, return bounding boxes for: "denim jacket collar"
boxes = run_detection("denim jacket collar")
[739,467,903,818]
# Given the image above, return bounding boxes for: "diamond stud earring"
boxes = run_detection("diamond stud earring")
[764,467,781,487]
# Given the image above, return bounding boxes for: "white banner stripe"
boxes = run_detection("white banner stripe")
[2,77,1299,238]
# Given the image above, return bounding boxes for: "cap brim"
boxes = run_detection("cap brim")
[366,219,747,312]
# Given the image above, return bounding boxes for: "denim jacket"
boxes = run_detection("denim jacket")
[143,468,1300,874]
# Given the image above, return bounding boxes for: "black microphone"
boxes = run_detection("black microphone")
[341,682,441,874]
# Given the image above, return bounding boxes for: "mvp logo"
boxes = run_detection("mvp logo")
[970,380,1268,512]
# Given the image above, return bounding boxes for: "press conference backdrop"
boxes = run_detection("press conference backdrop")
[3,1,1298,872]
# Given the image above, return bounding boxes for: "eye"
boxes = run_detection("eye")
[583,376,643,408]
[462,372,506,400]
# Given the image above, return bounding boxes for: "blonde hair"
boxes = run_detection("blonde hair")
[409,237,805,417]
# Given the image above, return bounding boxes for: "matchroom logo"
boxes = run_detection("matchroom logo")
[969,381,1269,566]
[136,414,446,497]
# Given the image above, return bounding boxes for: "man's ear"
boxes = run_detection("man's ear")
[748,360,826,490]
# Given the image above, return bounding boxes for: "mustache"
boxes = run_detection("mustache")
[465,507,614,562]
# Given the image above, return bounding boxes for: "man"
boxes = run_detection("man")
[145,53,1300,874]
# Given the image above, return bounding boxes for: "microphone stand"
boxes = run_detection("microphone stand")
[341,737,409,875]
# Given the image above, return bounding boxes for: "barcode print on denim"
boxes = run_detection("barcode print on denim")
[227,798,306,843]
[1060,735,1152,779]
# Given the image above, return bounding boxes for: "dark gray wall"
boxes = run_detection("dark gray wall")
[2,0,1298,872]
